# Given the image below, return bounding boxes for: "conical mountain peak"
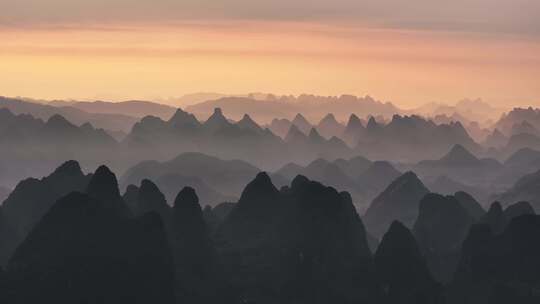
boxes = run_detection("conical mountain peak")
[320,113,338,123]
[49,160,83,179]
[168,108,200,126]
[86,165,121,203]
[284,124,307,142]
[308,128,324,142]
[46,114,73,128]
[346,114,363,129]
[204,107,231,130]
[173,186,200,212]
[440,144,479,165]
[237,114,262,131]
[238,172,279,204]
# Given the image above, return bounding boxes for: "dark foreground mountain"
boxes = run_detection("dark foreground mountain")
[215,173,382,303]
[448,215,540,304]
[480,201,536,234]
[413,193,475,283]
[0,187,10,204]
[375,221,443,304]
[2,169,175,304]
[0,161,91,265]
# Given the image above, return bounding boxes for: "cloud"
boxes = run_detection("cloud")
[1,0,539,36]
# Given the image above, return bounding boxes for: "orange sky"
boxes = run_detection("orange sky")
[0,20,539,108]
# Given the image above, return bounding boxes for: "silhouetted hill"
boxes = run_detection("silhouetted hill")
[495,107,540,135]
[1,96,137,132]
[317,113,345,139]
[5,192,175,304]
[483,128,508,148]
[480,201,536,234]
[342,114,366,147]
[186,94,400,123]
[415,144,502,187]
[495,169,540,212]
[364,172,429,239]
[356,115,480,162]
[269,117,292,138]
[511,120,539,136]
[292,113,313,134]
[131,179,171,222]
[449,215,540,304]
[121,153,260,206]
[171,187,231,303]
[427,176,489,205]
[275,158,368,208]
[357,161,402,201]
[49,99,177,120]
[375,221,443,304]
[0,161,91,265]
[215,173,382,303]
[0,109,118,188]
[413,193,474,282]
[454,191,486,220]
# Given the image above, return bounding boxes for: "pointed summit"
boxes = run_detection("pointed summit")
[291,113,312,134]
[317,113,345,139]
[173,186,200,212]
[375,221,441,303]
[364,171,429,239]
[203,107,231,132]
[87,166,121,202]
[238,172,279,206]
[48,160,84,180]
[237,114,263,133]
[307,128,325,143]
[45,114,74,128]
[440,144,479,165]
[168,108,200,127]
[284,124,307,143]
[136,179,169,217]
[366,116,380,130]
[480,201,505,234]
[345,114,364,131]
[86,166,130,216]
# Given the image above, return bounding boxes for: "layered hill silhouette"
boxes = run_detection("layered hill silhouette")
[354,115,481,162]
[120,152,260,206]
[49,99,177,120]
[415,144,502,188]
[0,96,137,133]
[1,160,540,303]
[363,172,430,239]
[275,157,400,211]
[215,173,382,303]
[0,108,117,188]
[186,94,400,123]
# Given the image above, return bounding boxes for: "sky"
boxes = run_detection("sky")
[0,0,539,108]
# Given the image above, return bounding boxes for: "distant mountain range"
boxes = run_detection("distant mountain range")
[185,94,400,123]
[49,100,177,120]
[0,96,138,134]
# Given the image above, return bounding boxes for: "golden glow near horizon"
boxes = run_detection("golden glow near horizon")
[0,21,539,108]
